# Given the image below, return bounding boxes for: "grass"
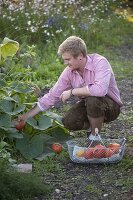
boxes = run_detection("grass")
[31,152,133,199]
[117,155,133,172]
[115,177,133,190]
[85,184,102,195]
[0,160,51,200]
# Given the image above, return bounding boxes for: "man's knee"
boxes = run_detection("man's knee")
[85,96,105,118]
[62,100,88,131]
[104,96,120,122]
[62,116,84,130]
[85,96,120,122]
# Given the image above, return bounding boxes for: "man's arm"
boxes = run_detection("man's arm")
[18,105,41,122]
[71,86,89,97]
[60,86,89,102]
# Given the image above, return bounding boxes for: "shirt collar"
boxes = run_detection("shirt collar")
[84,55,93,71]
[69,54,93,74]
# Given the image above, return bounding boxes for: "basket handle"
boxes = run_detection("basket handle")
[120,138,126,147]
[87,128,105,148]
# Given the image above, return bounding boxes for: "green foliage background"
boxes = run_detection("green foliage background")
[0,0,133,88]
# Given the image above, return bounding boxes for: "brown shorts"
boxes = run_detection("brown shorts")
[62,96,120,131]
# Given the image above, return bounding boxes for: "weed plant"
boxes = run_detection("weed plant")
[0,159,51,200]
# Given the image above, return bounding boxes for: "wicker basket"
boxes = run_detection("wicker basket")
[66,137,126,164]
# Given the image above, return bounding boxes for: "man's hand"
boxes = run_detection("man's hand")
[60,89,72,103]
[17,113,29,122]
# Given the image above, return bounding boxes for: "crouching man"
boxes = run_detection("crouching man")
[17,36,123,141]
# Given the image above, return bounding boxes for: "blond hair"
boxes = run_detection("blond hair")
[58,36,87,58]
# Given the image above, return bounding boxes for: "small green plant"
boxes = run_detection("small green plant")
[0,160,51,200]
[115,177,133,192]
[0,140,16,165]
[128,136,133,144]
[117,155,133,172]
[85,184,102,195]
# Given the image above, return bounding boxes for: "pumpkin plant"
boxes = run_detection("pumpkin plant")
[0,37,70,160]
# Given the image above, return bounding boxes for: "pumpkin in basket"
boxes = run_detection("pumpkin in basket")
[107,143,120,154]
[104,148,114,158]
[76,149,85,157]
[84,148,94,159]
[93,144,107,158]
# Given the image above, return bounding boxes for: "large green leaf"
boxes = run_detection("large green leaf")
[27,115,52,130]
[35,148,55,161]
[8,128,24,139]
[12,105,26,115]
[0,89,7,100]
[39,115,53,129]
[0,99,14,112]
[45,111,63,125]
[0,79,6,87]
[32,134,57,161]
[35,131,70,161]
[4,95,19,103]
[12,83,33,94]
[0,141,8,149]
[1,37,19,59]
[0,113,11,128]
[47,126,70,143]
[16,134,44,159]
[0,99,26,115]
[0,73,6,79]
[0,45,1,62]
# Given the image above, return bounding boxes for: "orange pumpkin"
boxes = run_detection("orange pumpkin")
[84,148,94,159]
[107,143,120,154]
[51,143,62,154]
[76,149,85,157]
[93,144,106,158]
[104,148,114,158]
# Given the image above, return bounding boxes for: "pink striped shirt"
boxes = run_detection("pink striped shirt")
[37,53,123,111]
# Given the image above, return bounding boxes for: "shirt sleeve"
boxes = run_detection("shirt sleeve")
[88,59,112,97]
[37,67,72,111]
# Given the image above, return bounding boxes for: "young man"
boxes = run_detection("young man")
[18,36,123,141]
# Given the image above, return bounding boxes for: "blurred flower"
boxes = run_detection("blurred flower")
[56,29,62,33]
[47,16,56,26]
[78,23,88,30]
[127,17,133,22]
[71,25,75,30]
[27,21,31,25]
[9,5,15,10]
[30,26,37,32]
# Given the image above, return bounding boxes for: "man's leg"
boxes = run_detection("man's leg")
[85,96,120,146]
[87,115,104,134]
[62,100,90,131]
[85,96,120,134]
[62,96,120,134]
